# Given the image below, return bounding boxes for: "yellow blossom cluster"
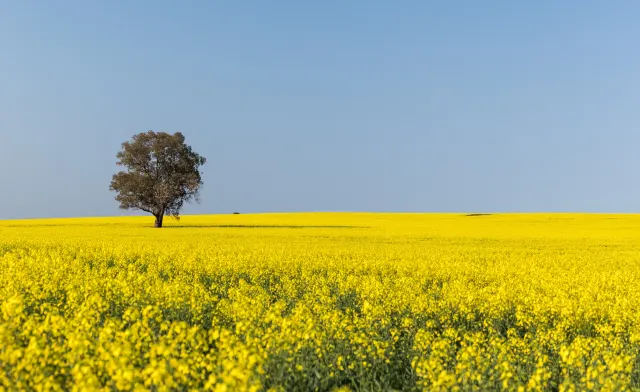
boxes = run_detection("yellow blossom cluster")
[2,213,640,390]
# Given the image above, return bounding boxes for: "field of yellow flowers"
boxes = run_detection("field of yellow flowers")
[2,213,640,391]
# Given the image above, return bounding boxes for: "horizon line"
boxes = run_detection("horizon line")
[2,211,640,221]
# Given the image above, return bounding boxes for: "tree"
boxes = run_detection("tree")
[110,131,206,228]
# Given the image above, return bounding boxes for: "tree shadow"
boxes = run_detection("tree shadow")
[163,225,369,229]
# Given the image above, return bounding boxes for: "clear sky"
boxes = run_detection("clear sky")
[2,1,640,219]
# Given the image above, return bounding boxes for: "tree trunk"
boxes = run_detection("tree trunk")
[154,214,164,228]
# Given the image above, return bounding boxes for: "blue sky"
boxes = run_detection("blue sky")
[2,1,640,218]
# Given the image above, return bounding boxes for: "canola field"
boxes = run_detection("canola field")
[2,213,640,391]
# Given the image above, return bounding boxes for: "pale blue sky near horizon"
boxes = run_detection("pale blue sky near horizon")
[2,1,640,219]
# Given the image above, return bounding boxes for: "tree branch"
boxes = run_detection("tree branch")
[137,205,153,214]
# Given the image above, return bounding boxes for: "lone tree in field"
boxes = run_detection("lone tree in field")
[110,131,206,228]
